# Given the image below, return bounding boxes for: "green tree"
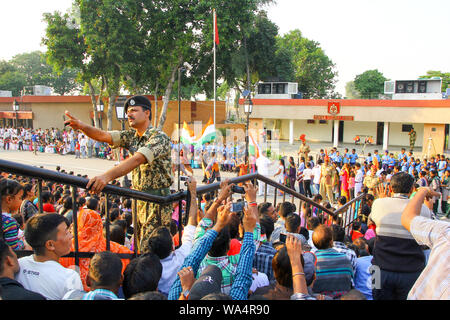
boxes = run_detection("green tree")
[345,81,361,99]
[0,60,27,96]
[353,69,388,99]
[277,29,338,99]
[419,70,450,92]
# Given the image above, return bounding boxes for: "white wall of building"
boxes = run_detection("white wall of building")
[342,121,377,144]
[388,122,424,147]
[279,119,333,142]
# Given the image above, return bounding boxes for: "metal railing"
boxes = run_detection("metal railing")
[334,193,366,236]
[0,158,360,265]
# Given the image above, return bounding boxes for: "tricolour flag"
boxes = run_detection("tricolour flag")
[249,133,260,159]
[181,121,195,145]
[194,117,216,146]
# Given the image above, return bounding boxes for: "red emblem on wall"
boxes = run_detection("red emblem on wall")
[328,102,340,115]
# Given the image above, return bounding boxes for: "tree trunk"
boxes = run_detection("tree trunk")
[154,80,159,127]
[87,81,99,128]
[107,93,116,131]
[157,57,182,131]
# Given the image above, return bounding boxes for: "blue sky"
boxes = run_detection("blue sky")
[1,0,449,96]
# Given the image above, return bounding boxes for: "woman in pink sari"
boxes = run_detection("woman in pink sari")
[340,163,350,201]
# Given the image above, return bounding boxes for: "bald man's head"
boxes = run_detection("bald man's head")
[312,225,333,250]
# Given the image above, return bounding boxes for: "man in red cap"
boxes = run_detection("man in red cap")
[64,95,173,250]
[297,134,310,164]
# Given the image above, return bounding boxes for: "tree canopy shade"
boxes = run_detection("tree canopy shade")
[276,29,339,99]
[353,69,388,99]
[419,70,450,92]
[0,51,80,96]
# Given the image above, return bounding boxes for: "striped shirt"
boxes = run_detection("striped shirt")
[407,216,450,300]
[2,213,24,250]
[312,248,353,298]
[253,242,277,281]
[229,232,255,300]
[82,289,119,300]
[168,229,218,300]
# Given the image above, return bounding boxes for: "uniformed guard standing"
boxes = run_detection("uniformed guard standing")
[297,134,310,165]
[363,165,381,197]
[319,155,335,204]
[64,95,173,251]
[408,127,416,152]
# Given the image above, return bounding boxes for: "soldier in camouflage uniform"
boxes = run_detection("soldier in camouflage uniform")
[64,95,173,251]
[408,127,416,152]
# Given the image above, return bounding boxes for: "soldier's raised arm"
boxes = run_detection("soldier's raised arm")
[64,111,113,145]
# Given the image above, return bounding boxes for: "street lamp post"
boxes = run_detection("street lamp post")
[12,99,19,129]
[96,100,104,130]
[243,96,253,168]
[115,104,127,130]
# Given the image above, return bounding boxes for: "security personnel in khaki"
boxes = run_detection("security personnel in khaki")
[363,165,381,197]
[319,155,335,204]
[64,95,173,251]
[297,135,310,162]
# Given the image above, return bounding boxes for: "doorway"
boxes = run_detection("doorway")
[376,122,384,145]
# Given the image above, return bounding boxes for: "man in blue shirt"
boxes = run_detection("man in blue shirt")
[381,150,389,171]
[400,159,409,172]
[31,131,39,155]
[398,148,407,162]
[349,149,358,165]
[388,153,396,169]
[366,153,373,164]
[334,151,343,167]
[437,155,447,177]
[342,148,350,165]
[373,150,381,163]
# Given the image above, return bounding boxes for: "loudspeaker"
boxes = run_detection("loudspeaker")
[418,81,427,93]
[406,81,414,93]
[396,82,406,93]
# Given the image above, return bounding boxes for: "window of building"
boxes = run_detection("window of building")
[319,120,327,124]
[402,124,413,132]
[307,119,315,124]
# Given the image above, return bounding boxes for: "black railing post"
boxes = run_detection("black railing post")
[104,194,110,251]
[37,179,43,213]
[132,199,138,257]
[264,182,267,203]
[71,186,79,267]
[274,188,277,207]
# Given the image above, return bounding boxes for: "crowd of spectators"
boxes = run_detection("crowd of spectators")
[0,126,122,160]
[1,162,448,300]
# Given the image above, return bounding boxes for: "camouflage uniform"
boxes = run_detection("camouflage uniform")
[409,129,416,151]
[109,125,173,251]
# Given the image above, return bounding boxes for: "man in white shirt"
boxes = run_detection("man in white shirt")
[145,177,199,296]
[256,151,273,196]
[15,213,83,300]
[79,135,88,158]
[311,160,322,195]
[354,163,364,196]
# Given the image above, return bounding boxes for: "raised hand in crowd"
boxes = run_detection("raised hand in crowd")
[285,234,309,296]
[213,201,232,233]
[177,266,195,300]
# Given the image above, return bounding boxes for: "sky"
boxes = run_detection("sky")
[1,0,449,96]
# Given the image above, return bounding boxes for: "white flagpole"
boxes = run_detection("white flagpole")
[213,8,216,126]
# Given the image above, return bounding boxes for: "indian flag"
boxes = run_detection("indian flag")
[181,121,195,145]
[194,117,216,146]
[249,133,260,159]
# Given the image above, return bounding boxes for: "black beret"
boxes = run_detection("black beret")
[124,95,152,114]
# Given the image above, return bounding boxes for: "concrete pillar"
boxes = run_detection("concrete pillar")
[383,122,389,151]
[333,120,339,148]
[289,119,294,145]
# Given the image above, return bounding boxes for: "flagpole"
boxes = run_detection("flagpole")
[213,8,216,126]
